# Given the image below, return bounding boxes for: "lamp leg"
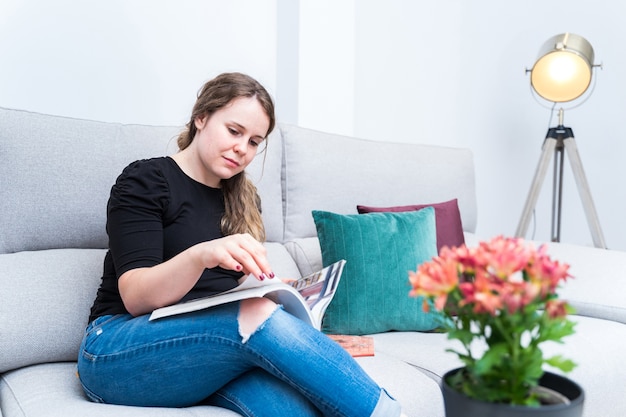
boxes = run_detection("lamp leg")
[562,138,607,248]
[515,138,556,238]
[551,141,565,242]
[516,127,607,249]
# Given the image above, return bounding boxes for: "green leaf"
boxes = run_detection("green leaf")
[546,355,577,373]
[474,343,508,375]
[538,317,576,343]
[447,327,475,346]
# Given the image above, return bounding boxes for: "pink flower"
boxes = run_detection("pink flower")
[409,256,458,311]
[546,299,569,319]
[482,236,533,279]
[525,245,571,295]
[407,236,577,404]
[459,271,503,315]
[500,280,540,313]
[408,236,573,318]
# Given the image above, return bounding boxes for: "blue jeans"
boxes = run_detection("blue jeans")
[77,302,401,417]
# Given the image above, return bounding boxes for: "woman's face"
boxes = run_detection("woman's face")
[191,96,270,188]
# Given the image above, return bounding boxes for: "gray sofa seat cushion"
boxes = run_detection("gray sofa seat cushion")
[372,315,626,417]
[354,352,445,417]
[0,363,240,417]
[0,356,445,417]
[280,124,477,241]
[534,241,626,324]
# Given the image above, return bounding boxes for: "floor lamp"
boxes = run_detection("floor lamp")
[515,33,607,249]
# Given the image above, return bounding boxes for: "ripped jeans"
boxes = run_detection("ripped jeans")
[77,302,401,417]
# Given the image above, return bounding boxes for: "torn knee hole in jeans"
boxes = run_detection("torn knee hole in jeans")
[238,304,280,344]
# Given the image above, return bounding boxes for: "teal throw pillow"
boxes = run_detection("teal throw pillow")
[312,208,439,335]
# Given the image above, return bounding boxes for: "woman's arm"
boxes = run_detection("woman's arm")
[119,233,273,316]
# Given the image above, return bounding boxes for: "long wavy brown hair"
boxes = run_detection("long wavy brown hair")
[177,72,275,242]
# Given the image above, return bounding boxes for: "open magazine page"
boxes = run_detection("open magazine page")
[149,260,346,330]
[148,277,284,319]
[288,260,345,327]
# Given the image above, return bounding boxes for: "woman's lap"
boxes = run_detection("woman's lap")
[77,302,398,416]
[78,303,251,406]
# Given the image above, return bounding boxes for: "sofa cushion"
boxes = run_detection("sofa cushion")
[0,108,285,254]
[354,352,445,417]
[0,243,300,374]
[0,363,240,416]
[0,249,106,374]
[312,208,439,335]
[0,108,179,253]
[244,125,285,243]
[283,237,324,277]
[371,315,626,417]
[0,355,445,417]
[281,124,477,241]
[536,241,626,324]
[357,198,465,253]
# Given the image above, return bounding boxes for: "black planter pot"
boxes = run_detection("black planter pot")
[441,368,585,417]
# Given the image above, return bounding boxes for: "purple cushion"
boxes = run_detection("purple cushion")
[357,199,464,253]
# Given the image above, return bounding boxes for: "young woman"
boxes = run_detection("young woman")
[78,72,404,417]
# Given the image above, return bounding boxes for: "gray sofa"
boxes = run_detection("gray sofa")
[1,106,625,416]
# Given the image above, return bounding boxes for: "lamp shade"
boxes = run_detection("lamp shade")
[530,33,595,102]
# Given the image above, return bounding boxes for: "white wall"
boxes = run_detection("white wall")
[2,0,625,251]
[356,1,626,251]
[0,0,278,126]
[297,0,355,136]
[297,0,626,251]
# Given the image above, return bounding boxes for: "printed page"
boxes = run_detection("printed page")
[149,259,346,330]
[289,260,345,326]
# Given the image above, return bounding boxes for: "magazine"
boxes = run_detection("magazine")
[149,259,347,331]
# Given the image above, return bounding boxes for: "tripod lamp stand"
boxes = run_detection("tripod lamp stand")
[515,33,607,248]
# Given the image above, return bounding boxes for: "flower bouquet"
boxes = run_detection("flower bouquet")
[409,236,577,407]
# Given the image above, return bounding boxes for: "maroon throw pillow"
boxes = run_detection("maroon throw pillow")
[357,199,464,253]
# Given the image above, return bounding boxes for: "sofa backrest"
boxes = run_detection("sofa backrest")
[0,107,285,373]
[278,124,477,241]
[0,110,477,373]
[0,106,476,252]
[0,107,285,254]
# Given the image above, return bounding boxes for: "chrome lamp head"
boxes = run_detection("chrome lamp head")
[529,33,595,103]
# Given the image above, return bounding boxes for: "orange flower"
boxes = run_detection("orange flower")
[459,271,503,315]
[409,256,458,311]
[545,299,569,319]
[500,280,540,313]
[483,236,533,279]
[408,235,574,319]
[407,236,576,405]
[525,245,571,295]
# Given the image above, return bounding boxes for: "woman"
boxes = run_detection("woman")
[78,72,404,417]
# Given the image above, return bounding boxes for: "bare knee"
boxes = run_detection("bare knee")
[238,297,278,342]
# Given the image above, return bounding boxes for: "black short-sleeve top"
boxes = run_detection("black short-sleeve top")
[88,157,243,322]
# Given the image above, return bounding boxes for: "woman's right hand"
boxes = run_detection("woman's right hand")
[119,233,274,316]
[191,233,274,281]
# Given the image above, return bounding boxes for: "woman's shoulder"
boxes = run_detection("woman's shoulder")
[118,157,176,180]
[113,157,174,193]
[122,156,170,172]
[108,158,173,222]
